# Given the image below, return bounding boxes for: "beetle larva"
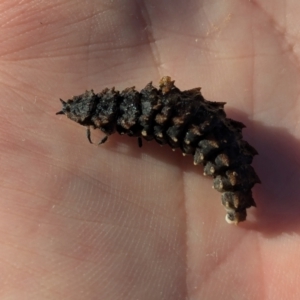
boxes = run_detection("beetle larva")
[57,76,260,224]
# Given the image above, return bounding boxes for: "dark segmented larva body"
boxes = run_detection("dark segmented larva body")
[56,76,260,224]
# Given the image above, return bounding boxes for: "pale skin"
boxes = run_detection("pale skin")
[0,0,300,299]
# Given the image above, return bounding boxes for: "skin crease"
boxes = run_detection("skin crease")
[0,0,300,299]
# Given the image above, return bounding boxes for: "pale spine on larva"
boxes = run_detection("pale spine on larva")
[56,76,260,224]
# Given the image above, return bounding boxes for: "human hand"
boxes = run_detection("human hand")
[1,1,299,299]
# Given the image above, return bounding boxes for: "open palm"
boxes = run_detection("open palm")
[1,1,299,299]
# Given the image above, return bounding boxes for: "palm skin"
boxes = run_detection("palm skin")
[0,0,300,299]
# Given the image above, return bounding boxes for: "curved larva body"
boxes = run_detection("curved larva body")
[57,76,260,224]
